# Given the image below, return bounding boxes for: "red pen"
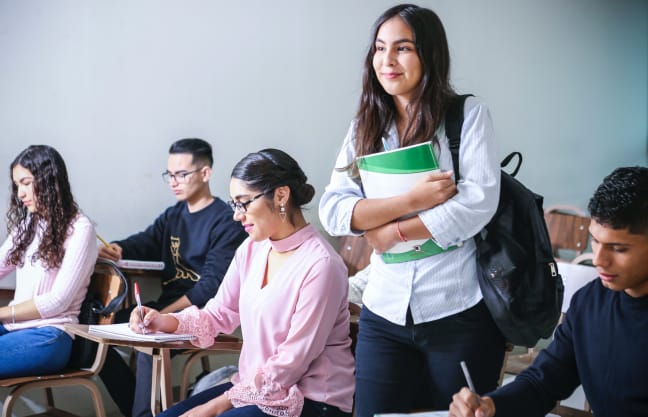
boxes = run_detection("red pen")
[134,282,147,334]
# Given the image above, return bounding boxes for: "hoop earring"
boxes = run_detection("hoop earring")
[279,204,287,223]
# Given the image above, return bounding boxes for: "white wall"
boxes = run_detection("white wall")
[0,0,646,415]
[0,0,646,248]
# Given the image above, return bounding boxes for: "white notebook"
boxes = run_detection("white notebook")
[117,259,165,270]
[88,322,194,342]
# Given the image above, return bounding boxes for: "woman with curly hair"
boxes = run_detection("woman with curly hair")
[0,145,98,377]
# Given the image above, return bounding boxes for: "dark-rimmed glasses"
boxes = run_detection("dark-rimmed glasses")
[161,168,203,184]
[228,193,265,213]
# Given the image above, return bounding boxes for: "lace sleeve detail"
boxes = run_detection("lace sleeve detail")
[171,306,217,349]
[225,369,304,417]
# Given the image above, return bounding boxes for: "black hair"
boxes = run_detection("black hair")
[7,145,79,269]
[588,166,648,235]
[231,148,315,213]
[169,138,213,167]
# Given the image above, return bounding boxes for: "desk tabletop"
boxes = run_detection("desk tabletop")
[65,323,243,351]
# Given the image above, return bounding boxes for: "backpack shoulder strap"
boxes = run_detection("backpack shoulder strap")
[93,259,129,317]
[445,94,473,181]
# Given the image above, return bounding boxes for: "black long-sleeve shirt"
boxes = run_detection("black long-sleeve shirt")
[117,198,247,308]
[490,279,648,417]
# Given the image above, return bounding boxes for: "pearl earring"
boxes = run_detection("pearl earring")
[279,203,287,222]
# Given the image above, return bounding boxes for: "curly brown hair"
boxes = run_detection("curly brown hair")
[6,145,79,270]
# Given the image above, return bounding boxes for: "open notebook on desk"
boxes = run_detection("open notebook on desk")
[89,322,194,342]
[117,259,165,270]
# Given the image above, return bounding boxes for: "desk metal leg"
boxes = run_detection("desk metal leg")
[150,348,162,415]
[160,348,173,411]
[149,347,173,415]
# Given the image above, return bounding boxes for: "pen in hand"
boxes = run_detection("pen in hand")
[96,233,110,248]
[460,360,480,404]
[134,282,147,335]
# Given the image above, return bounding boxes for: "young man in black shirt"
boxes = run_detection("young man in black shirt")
[99,138,247,417]
[449,166,648,417]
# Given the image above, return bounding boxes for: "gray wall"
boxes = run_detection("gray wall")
[1,0,646,246]
[0,0,648,239]
[0,1,646,415]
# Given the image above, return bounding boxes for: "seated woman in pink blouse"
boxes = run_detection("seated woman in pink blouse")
[131,148,355,417]
[0,145,98,377]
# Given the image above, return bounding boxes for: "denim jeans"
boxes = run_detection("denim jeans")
[0,324,73,378]
[354,302,506,417]
[157,382,351,417]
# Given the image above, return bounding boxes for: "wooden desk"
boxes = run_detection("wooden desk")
[0,288,15,299]
[65,324,242,414]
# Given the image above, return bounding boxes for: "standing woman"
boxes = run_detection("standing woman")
[132,148,355,417]
[0,145,98,377]
[319,4,505,416]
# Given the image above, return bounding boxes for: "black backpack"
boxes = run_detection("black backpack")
[446,94,564,347]
[67,259,128,368]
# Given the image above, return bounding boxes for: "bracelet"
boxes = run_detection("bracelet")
[11,305,15,325]
[396,221,408,242]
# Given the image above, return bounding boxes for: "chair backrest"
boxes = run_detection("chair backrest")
[337,235,372,277]
[336,235,373,357]
[544,205,591,261]
[88,259,128,324]
[0,259,125,417]
[68,259,127,369]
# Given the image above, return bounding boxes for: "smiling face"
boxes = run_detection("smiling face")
[589,219,648,297]
[229,177,279,242]
[372,16,423,108]
[12,164,37,213]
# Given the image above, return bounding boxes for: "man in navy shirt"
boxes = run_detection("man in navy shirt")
[98,138,247,417]
[450,166,648,417]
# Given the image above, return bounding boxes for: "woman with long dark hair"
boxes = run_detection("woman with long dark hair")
[0,145,97,377]
[319,4,505,416]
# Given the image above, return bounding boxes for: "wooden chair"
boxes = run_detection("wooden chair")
[544,205,591,262]
[176,335,243,401]
[337,235,373,357]
[338,235,372,277]
[0,258,127,417]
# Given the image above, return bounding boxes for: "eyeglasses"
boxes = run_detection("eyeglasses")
[228,193,265,213]
[161,168,203,184]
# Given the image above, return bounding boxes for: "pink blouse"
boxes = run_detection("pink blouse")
[0,215,98,335]
[173,224,355,417]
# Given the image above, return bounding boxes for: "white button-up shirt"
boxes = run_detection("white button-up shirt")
[319,96,500,325]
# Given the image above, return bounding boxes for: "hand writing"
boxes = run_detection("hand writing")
[449,387,495,417]
[98,243,122,262]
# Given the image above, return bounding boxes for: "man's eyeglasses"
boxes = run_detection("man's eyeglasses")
[228,193,265,213]
[161,168,203,184]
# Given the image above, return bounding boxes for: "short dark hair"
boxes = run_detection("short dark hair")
[588,166,648,235]
[231,148,315,209]
[169,138,213,167]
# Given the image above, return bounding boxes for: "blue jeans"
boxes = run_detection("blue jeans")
[157,382,351,417]
[354,302,506,417]
[0,324,73,378]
